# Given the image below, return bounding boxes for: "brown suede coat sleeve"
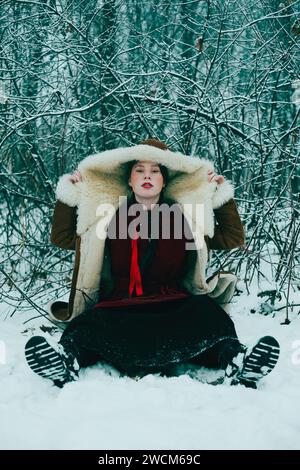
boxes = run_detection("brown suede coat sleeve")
[205,198,245,250]
[50,200,78,250]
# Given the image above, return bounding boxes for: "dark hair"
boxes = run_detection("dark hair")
[139,138,169,151]
[125,160,169,187]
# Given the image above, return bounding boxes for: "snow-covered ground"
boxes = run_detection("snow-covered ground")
[0,280,299,450]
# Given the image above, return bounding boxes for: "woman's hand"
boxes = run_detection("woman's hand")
[69,169,83,184]
[207,169,225,185]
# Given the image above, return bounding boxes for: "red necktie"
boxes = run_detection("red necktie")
[129,226,143,297]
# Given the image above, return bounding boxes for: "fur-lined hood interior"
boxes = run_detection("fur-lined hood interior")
[55,144,234,236]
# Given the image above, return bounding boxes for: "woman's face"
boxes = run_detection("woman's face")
[128,160,165,199]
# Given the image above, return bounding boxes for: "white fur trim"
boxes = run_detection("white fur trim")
[207,273,237,314]
[71,227,107,317]
[78,144,210,176]
[56,174,81,207]
[211,179,234,209]
[47,300,56,319]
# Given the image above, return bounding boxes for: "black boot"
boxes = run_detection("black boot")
[25,335,79,387]
[225,335,280,389]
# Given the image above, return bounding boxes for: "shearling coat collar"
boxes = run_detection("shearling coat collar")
[54,144,235,319]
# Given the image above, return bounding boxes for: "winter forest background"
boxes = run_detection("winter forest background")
[1,0,300,324]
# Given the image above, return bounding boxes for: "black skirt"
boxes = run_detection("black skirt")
[60,294,242,376]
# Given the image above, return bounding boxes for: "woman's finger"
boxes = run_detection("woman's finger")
[72,170,83,182]
[215,175,225,184]
[69,170,83,184]
[208,172,225,185]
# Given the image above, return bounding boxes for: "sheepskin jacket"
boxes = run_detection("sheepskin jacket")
[50,144,245,321]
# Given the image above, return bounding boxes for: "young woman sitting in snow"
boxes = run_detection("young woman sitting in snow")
[25,139,280,388]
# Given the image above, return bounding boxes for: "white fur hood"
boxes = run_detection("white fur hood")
[56,144,234,238]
